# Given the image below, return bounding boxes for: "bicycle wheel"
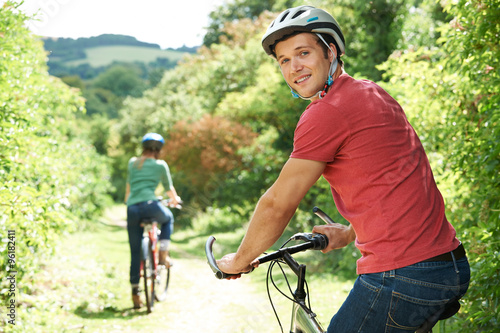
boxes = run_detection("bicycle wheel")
[143,245,155,313]
[154,262,170,301]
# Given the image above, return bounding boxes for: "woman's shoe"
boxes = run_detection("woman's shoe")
[132,287,142,309]
[159,250,173,268]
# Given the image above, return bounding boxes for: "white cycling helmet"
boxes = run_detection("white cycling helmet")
[262,5,345,58]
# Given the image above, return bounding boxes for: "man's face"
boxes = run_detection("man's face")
[275,33,333,101]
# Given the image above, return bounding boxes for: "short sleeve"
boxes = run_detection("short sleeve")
[291,102,349,163]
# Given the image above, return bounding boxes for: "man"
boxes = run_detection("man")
[217,6,470,332]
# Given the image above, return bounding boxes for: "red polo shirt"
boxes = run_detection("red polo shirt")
[291,74,459,274]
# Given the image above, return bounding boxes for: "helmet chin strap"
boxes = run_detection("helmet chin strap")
[288,34,338,100]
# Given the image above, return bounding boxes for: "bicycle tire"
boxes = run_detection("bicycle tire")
[154,263,170,302]
[143,244,155,313]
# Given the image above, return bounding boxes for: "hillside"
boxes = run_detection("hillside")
[43,33,197,77]
[65,45,188,68]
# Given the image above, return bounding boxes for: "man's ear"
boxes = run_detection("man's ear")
[329,43,337,62]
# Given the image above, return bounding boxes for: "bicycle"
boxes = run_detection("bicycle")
[205,207,461,333]
[139,199,180,313]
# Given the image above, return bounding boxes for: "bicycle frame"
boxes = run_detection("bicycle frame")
[291,303,324,333]
[141,222,159,268]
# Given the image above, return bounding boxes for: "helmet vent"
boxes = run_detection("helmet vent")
[292,10,306,19]
[280,11,290,22]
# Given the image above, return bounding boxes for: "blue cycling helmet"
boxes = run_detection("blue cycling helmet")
[142,133,164,151]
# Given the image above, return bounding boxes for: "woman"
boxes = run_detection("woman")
[124,133,181,309]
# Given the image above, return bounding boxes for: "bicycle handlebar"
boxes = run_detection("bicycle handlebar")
[161,198,183,210]
[206,236,236,279]
[205,207,335,280]
[205,233,328,280]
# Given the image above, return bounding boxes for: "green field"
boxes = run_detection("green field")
[66,45,189,67]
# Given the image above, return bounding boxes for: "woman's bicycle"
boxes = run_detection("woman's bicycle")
[139,219,170,313]
[205,207,460,333]
[139,199,180,313]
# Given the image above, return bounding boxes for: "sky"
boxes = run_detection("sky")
[15,0,226,49]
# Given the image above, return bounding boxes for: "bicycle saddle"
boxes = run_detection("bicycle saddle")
[415,299,460,333]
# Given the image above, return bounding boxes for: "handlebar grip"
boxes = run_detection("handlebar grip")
[291,233,329,250]
[205,236,246,280]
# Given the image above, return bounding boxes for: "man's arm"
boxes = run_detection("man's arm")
[217,158,326,274]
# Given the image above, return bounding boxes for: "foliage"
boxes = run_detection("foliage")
[191,204,254,234]
[215,128,288,207]
[164,114,257,207]
[0,1,113,307]
[82,64,148,118]
[91,64,146,98]
[378,0,499,330]
[313,0,426,81]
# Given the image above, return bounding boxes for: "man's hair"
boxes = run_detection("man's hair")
[316,33,344,67]
[271,32,343,67]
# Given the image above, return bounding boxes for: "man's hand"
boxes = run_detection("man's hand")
[216,253,256,280]
[312,223,356,253]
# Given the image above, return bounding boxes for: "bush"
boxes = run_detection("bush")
[192,203,254,235]
[0,2,113,307]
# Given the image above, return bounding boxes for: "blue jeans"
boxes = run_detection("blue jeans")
[328,256,470,332]
[127,200,174,285]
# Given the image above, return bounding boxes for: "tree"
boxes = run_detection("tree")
[92,64,146,98]
[203,0,295,46]
[163,114,257,207]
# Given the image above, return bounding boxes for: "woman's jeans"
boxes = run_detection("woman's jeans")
[328,256,470,332]
[127,200,174,285]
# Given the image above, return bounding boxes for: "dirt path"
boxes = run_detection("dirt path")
[155,250,280,332]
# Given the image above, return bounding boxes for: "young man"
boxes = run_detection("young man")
[217,6,470,332]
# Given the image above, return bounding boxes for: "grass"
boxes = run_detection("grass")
[65,46,188,67]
